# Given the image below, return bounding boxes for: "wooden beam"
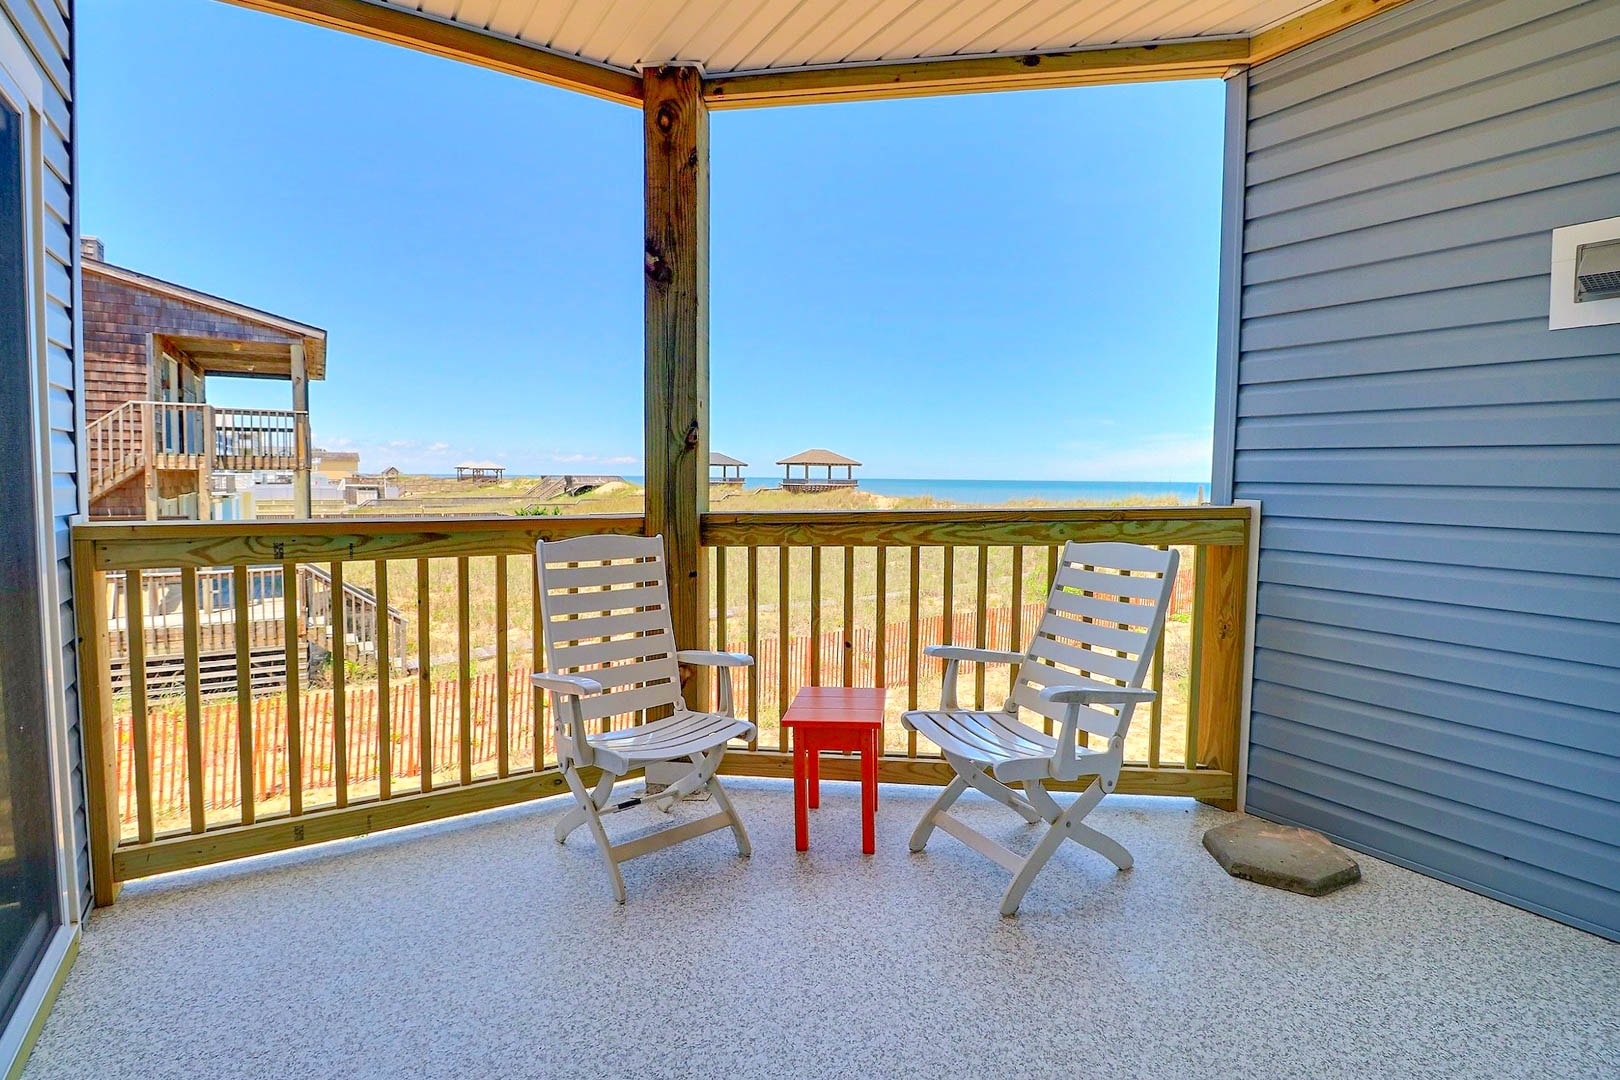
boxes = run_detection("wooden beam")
[1248,0,1423,64]
[111,767,598,882]
[643,65,711,708]
[76,514,647,570]
[290,341,311,519]
[702,507,1251,548]
[719,751,1237,801]
[704,38,1248,109]
[217,0,642,106]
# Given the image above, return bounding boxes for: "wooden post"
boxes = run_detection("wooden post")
[141,401,158,520]
[1193,535,1249,811]
[643,64,710,708]
[196,405,215,521]
[72,537,121,905]
[290,341,311,519]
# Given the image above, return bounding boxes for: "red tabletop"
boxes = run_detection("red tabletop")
[780,686,886,729]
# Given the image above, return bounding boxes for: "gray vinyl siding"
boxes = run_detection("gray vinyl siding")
[3,0,85,912]
[1232,0,1620,940]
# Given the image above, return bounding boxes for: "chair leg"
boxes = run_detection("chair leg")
[999,780,1124,916]
[699,749,752,858]
[909,775,968,853]
[556,768,616,845]
[1059,782,1131,870]
[561,765,626,904]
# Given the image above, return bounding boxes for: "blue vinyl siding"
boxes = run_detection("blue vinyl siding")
[3,0,85,912]
[1232,0,1620,940]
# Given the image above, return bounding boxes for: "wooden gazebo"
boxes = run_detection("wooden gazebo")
[455,461,505,481]
[777,449,860,492]
[709,452,746,486]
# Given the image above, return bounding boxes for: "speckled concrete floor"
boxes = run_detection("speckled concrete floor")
[23,781,1620,1080]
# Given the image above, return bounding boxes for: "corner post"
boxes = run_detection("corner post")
[1193,528,1249,811]
[72,535,121,905]
[290,341,311,519]
[643,64,710,708]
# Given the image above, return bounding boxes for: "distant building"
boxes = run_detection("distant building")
[312,448,360,481]
[777,448,861,492]
[710,452,746,486]
[456,461,505,480]
[81,237,327,520]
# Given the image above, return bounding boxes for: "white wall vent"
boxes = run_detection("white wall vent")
[1550,216,1620,330]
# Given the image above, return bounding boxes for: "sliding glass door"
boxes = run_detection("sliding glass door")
[0,95,61,1034]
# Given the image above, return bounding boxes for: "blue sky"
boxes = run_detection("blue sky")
[79,0,1224,481]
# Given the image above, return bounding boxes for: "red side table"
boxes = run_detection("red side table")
[781,687,886,855]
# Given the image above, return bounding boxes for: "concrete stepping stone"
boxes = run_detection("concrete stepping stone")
[1203,817,1361,896]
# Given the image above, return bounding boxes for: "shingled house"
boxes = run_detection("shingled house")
[81,237,326,519]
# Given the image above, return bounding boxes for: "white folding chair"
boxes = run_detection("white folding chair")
[534,533,755,903]
[903,540,1180,915]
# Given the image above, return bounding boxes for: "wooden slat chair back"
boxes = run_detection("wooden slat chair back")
[904,539,1179,914]
[536,534,683,741]
[534,534,755,903]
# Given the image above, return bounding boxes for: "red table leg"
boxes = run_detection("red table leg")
[793,740,809,852]
[808,740,821,809]
[860,734,877,855]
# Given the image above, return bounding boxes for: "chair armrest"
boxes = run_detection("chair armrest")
[1038,684,1156,707]
[531,671,604,697]
[924,645,1024,666]
[929,646,1024,709]
[675,650,754,668]
[1040,682,1156,783]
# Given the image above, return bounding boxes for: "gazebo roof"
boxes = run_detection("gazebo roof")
[778,449,861,467]
[251,0,1405,109]
[456,461,504,471]
[710,452,748,467]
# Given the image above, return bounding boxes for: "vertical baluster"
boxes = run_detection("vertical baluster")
[875,546,888,749]
[127,570,154,842]
[746,547,759,749]
[715,546,728,652]
[1186,545,1206,770]
[495,555,510,777]
[457,557,472,785]
[332,561,348,808]
[375,560,392,799]
[907,546,920,757]
[942,547,955,650]
[1043,546,1058,736]
[1010,546,1024,708]
[233,564,254,825]
[808,546,822,687]
[417,559,433,790]
[777,546,790,751]
[532,553,544,770]
[282,561,303,816]
[1149,545,1166,769]
[841,546,855,687]
[180,567,206,833]
[874,546,888,689]
[974,545,989,709]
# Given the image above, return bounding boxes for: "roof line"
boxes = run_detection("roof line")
[220,0,642,106]
[225,0,1422,110]
[84,260,327,340]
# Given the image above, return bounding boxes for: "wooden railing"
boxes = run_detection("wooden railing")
[212,407,301,469]
[84,402,307,501]
[72,507,1251,905]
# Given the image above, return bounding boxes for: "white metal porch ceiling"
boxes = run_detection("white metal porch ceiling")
[229,0,1412,105]
[385,0,1316,75]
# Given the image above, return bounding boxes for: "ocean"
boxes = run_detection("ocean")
[624,477,1206,505]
